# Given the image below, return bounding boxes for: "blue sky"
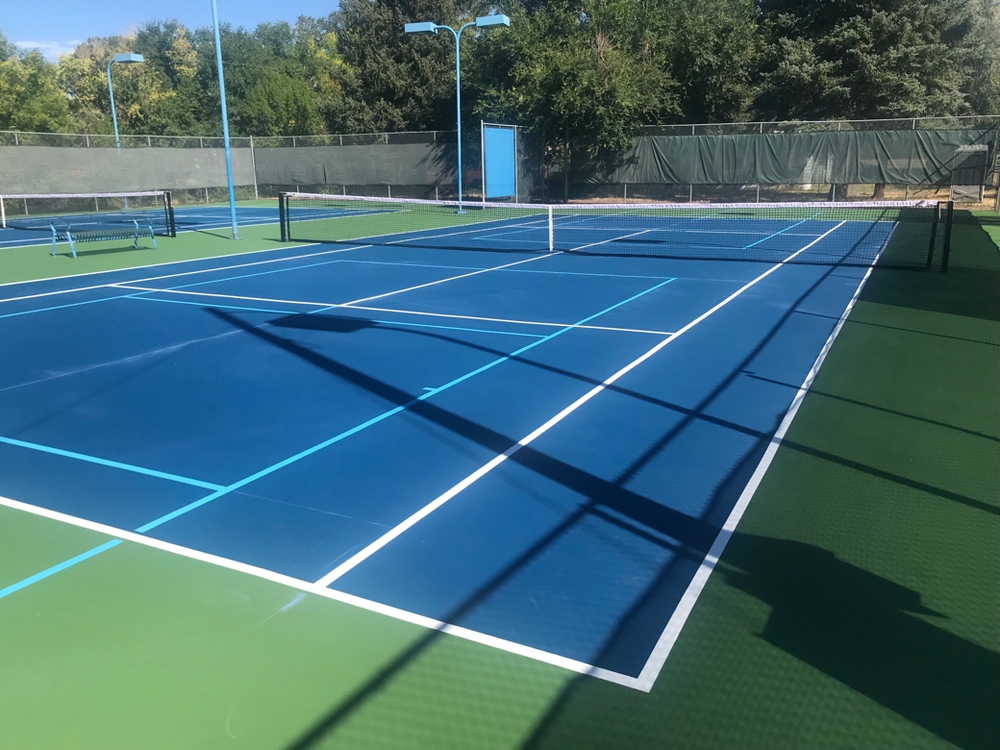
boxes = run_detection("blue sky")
[3,0,338,60]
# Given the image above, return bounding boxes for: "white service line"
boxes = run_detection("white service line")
[313,221,848,589]
[630,220,878,692]
[111,285,327,306]
[109,286,676,336]
[348,304,675,336]
[0,493,633,687]
[569,228,655,253]
[339,252,559,307]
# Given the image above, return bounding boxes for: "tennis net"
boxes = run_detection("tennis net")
[279,192,953,269]
[1,191,176,237]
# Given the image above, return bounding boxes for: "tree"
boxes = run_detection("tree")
[755,0,999,120]
[655,0,759,123]
[469,0,678,154]
[0,29,18,61]
[0,51,73,132]
[325,0,476,133]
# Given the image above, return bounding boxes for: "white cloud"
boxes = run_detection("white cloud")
[14,40,83,61]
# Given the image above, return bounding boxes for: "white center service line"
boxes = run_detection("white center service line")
[313,221,848,588]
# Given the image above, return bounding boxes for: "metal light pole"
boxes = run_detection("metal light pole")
[106,53,144,149]
[106,53,143,208]
[405,15,510,212]
[211,0,239,239]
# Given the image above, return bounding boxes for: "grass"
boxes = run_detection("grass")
[0,210,996,748]
[0,212,288,287]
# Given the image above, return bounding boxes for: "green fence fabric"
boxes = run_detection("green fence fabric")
[0,146,256,194]
[574,129,998,186]
[253,143,456,187]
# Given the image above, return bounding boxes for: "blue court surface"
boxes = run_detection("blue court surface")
[0,216,879,688]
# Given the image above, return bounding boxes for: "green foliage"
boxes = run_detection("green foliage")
[0,51,73,132]
[0,30,18,61]
[656,0,759,123]
[755,0,998,119]
[324,0,471,133]
[0,0,997,143]
[470,0,678,154]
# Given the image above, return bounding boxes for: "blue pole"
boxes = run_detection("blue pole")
[106,63,121,149]
[440,23,475,213]
[211,0,239,240]
[106,61,130,208]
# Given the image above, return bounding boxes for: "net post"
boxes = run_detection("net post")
[941,201,954,273]
[925,202,940,269]
[548,205,554,252]
[279,193,288,242]
[165,191,176,237]
[1,196,5,229]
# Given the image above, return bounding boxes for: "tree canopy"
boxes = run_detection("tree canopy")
[0,0,996,154]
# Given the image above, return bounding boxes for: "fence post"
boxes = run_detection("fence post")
[250,135,259,200]
[941,201,954,272]
[563,128,570,202]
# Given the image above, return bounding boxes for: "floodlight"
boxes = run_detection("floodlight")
[405,22,438,34]
[475,15,510,27]
[112,53,144,64]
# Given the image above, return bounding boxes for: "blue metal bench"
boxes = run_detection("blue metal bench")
[50,220,157,258]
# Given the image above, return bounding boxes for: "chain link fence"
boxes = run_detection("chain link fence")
[2,116,996,207]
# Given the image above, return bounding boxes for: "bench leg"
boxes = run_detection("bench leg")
[66,231,76,258]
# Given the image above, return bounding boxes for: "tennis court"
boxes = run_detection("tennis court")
[0,196,995,749]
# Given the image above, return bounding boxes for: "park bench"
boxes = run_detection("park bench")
[50,220,157,258]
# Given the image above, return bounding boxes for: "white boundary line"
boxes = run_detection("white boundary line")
[314,222,847,590]
[628,227,885,691]
[0,243,366,303]
[0,493,634,687]
[0,213,552,304]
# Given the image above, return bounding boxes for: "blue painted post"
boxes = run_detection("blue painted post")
[106,54,143,209]
[211,0,240,240]
[453,26,465,212]
[106,64,121,149]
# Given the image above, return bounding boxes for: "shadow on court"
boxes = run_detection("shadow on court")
[190,234,997,749]
[56,244,157,259]
[861,211,1000,322]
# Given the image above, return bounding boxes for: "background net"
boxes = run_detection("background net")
[0,192,176,237]
[279,192,952,269]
